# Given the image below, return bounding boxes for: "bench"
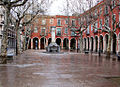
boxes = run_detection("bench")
[84,51,89,54]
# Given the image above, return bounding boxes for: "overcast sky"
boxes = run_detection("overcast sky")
[38,0,101,16]
[47,0,65,15]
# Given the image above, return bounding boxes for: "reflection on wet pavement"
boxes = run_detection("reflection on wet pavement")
[0,50,120,87]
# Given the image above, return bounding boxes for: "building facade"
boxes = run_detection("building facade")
[28,0,120,54]
[81,0,120,54]
[28,15,79,50]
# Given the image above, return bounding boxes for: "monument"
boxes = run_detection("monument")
[46,26,60,53]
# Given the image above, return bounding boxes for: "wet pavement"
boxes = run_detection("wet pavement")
[0,50,120,87]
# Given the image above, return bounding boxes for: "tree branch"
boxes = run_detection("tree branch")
[12,0,28,7]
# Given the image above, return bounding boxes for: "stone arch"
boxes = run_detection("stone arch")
[63,38,69,50]
[70,38,76,50]
[90,37,94,52]
[40,37,46,49]
[87,37,90,51]
[28,39,31,49]
[112,33,117,54]
[33,37,39,49]
[95,36,98,52]
[100,35,103,53]
[56,38,62,46]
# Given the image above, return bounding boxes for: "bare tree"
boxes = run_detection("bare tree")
[70,0,95,53]
[11,0,46,55]
[0,0,28,64]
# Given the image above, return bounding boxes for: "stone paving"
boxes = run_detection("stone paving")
[0,50,120,87]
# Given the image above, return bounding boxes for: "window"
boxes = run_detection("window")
[65,19,68,24]
[71,28,76,36]
[112,0,116,9]
[94,9,97,16]
[42,19,46,25]
[87,26,89,34]
[65,28,68,34]
[72,19,76,26]
[99,7,102,15]
[50,18,54,24]
[104,6,109,15]
[57,19,61,26]
[34,27,38,33]
[112,14,116,22]
[105,16,109,26]
[78,18,81,25]
[99,19,102,29]
[71,31,75,36]
[94,22,98,32]
[91,24,93,31]
[56,28,61,36]
[41,27,46,35]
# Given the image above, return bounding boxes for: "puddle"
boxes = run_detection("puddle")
[0,63,44,68]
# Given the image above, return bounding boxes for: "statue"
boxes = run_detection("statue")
[46,26,60,53]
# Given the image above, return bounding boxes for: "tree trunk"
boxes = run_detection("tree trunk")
[17,29,21,54]
[23,36,26,51]
[106,32,113,58]
[79,34,83,53]
[1,7,10,64]
[27,37,30,50]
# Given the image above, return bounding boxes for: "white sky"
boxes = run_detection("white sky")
[38,0,101,16]
[47,0,65,15]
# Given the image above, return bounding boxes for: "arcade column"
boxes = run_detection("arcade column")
[31,39,33,49]
[39,39,40,49]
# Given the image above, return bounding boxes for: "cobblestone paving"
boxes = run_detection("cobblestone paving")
[0,50,120,87]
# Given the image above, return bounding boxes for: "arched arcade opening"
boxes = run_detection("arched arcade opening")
[70,38,76,50]
[113,33,117,54]
[40,37,46,49]
[33,37,39,49]
[56,38,61,46]
[100,35,103,53]
[63,38,69,50]
[91,37,94,52]
[95,36,98,52]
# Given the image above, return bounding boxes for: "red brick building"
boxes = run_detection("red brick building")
[81,0,120,54]
[28,15,79,50]
[28,0,120,54]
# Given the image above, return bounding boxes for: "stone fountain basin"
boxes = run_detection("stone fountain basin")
[46,42,60,53]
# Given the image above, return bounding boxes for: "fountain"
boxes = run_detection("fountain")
[46,26,60,53]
